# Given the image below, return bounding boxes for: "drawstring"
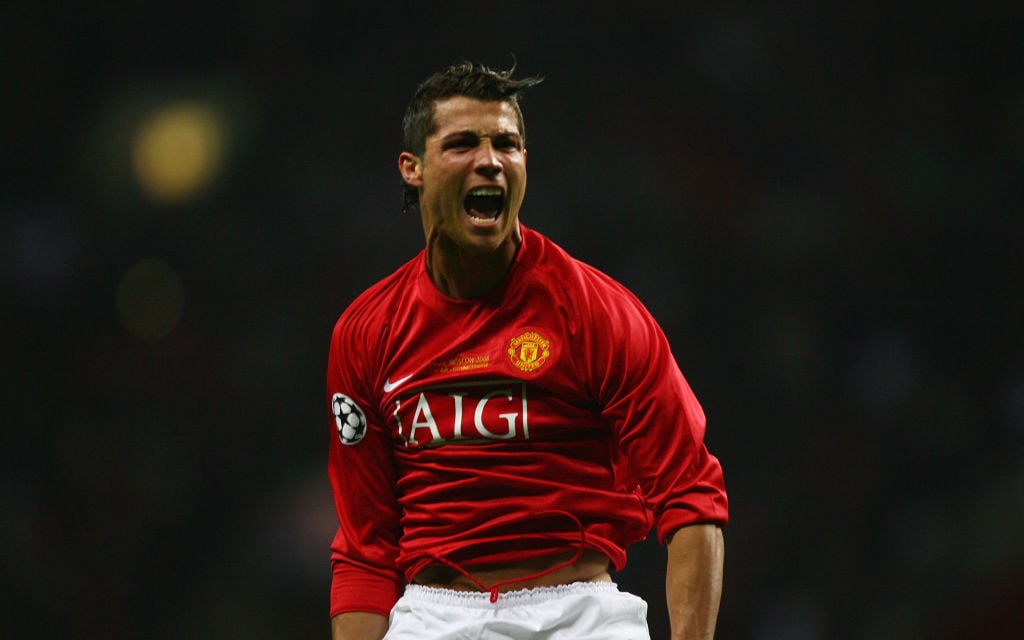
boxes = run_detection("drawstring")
[424,510,588,603]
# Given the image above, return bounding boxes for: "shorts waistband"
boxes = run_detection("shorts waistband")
[402,581,621,609]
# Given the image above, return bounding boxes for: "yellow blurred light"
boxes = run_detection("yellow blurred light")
[131,101,225,204]
[115,258,186,341]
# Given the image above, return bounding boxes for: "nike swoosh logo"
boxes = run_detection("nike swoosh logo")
[383,374,414,393]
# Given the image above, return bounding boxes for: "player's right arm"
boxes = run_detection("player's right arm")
[326,311,405,634]
[331,611,389,640]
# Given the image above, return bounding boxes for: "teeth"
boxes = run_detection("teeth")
[468,187,503,196]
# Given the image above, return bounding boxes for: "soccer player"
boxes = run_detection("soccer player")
[326,61,728,640]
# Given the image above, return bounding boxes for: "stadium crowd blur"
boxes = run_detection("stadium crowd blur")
[3,2,1021,639]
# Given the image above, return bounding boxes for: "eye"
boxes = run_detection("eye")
[494,135,523,151]
[442,134,477,151]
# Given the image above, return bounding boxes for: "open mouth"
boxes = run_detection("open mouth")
[464,187,504,223]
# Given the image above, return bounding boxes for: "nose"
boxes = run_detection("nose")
[473,142,502,178]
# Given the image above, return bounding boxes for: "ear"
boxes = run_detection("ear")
[398,151,423,188]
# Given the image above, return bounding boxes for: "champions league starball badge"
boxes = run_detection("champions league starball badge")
[332,393,368,445]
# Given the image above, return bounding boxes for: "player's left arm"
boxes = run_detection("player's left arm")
[580,280,728,638]
[665,523,724,640]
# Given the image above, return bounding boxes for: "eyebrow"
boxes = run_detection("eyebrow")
[438,129,522,143]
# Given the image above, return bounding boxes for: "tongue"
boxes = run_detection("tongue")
[467,207,498,219]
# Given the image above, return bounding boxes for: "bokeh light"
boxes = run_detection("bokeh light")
[115,257,186,341]
[131,101,226,205]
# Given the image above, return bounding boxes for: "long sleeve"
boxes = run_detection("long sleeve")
[327,314,404,616]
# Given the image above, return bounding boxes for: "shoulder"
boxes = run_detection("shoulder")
[331,253,422,344]
[526,226,647,316]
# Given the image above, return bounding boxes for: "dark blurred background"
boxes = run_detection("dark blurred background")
[2,1,1022,638]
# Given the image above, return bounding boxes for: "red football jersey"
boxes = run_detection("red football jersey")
[326,224,728,616]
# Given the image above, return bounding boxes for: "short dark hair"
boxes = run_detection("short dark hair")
[401,60,544,211]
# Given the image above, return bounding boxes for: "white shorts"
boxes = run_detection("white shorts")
[383,582,651,640]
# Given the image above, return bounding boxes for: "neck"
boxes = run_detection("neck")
[426,234,521,300]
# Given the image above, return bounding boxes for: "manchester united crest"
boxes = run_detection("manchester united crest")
[508,331,551,372]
